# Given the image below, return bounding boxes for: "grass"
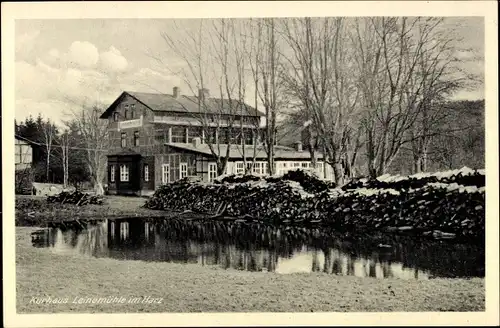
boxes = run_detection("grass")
[15,195,172,226]
[16,227,484,313]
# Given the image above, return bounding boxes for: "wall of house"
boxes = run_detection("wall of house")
[107,94,160,157]
[225,159,334,181]
[154,152,198,187]
[15,139,33,170]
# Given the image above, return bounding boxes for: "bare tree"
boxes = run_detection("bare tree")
[246,18,288,176]
[353,18,463,177]
[58,129,71,188]
[158,19,255,176]
[281,18,361,185]
[71,105,108,195]
[39,119,57,182]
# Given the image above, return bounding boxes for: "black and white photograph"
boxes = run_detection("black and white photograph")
[2,1,498,327]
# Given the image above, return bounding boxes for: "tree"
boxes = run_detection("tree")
[71,105,108,194]
[159,19,259,176]
[246,18,288,175]
[352,18,464,177]
[281,18,362,185]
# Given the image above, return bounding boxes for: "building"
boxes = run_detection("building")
[15,135,33,170]
[100,88,332,196]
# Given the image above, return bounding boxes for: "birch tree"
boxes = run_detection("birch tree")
[59,129,70,187]
[39,119,57,182]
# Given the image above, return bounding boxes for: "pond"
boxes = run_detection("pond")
[31,217,484,280]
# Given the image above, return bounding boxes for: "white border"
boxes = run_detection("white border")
[2,1,498,327]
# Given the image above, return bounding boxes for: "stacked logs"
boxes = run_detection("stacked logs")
[143,168,485,240]
[46,190,105,206]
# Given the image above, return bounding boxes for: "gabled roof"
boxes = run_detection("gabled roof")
[100,91,265,119]
[165,143,323,160]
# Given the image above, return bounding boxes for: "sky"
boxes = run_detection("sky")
[14,17,485,125]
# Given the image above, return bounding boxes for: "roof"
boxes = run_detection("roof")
[100,91,265,119]
[107,148,142,157]
[165,143,323,160]
[15,135,35,145]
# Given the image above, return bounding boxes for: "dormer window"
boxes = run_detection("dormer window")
[113,112,118,122]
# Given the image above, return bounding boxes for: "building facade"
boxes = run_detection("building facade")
[100,88,332,196]
[15,135,33,171]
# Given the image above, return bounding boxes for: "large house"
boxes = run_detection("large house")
[100,87,332,195]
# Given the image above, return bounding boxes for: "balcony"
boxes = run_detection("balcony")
[152,115,256,128]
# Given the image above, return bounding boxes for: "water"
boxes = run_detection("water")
[31,218,484,280]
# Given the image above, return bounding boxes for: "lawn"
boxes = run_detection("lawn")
[16,227,485,313]
[15,195,174,226]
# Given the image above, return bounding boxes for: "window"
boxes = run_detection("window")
[144,164,149,182]
[121,132,127,148]
[236,162,244,174]
[316,162,324,176]
[110,165,115,182]
[228,129,240,144]
[171,126,186,143]
[301,162,309,169]
[124,109,128,119]
[131,104,135,110]
[155,129,167,143]
[187,126,203,143]
[162,164,170,183]
[253,162,262,175]
[180,163,188,179]
[293,162,301,168]
[205,127,217,144]
[130,110,135,119]
[134,131,139,146]
[113,112,119,122]
[243,129,254,145]
[120,164,129,182]
[208,163,217,182]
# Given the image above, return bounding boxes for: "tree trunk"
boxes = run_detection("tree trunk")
[332,162,345,186]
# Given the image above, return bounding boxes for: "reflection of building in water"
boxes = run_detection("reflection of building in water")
[120,222,129,240]
[42,219,466,279]
[50,222,109,258]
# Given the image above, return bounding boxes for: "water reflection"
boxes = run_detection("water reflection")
[31,218,484,280]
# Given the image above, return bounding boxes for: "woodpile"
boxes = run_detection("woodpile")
[143,167,485,240]
[47,190,105,206]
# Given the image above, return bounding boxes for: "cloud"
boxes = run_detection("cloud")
[100,46,128,72]
[68,41,99,68]
[117,67,182,93]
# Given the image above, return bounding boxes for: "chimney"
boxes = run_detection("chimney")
[192,137,202,148]
[198,88,209,101]
[294,141,303,152]
[173,86,180,98]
